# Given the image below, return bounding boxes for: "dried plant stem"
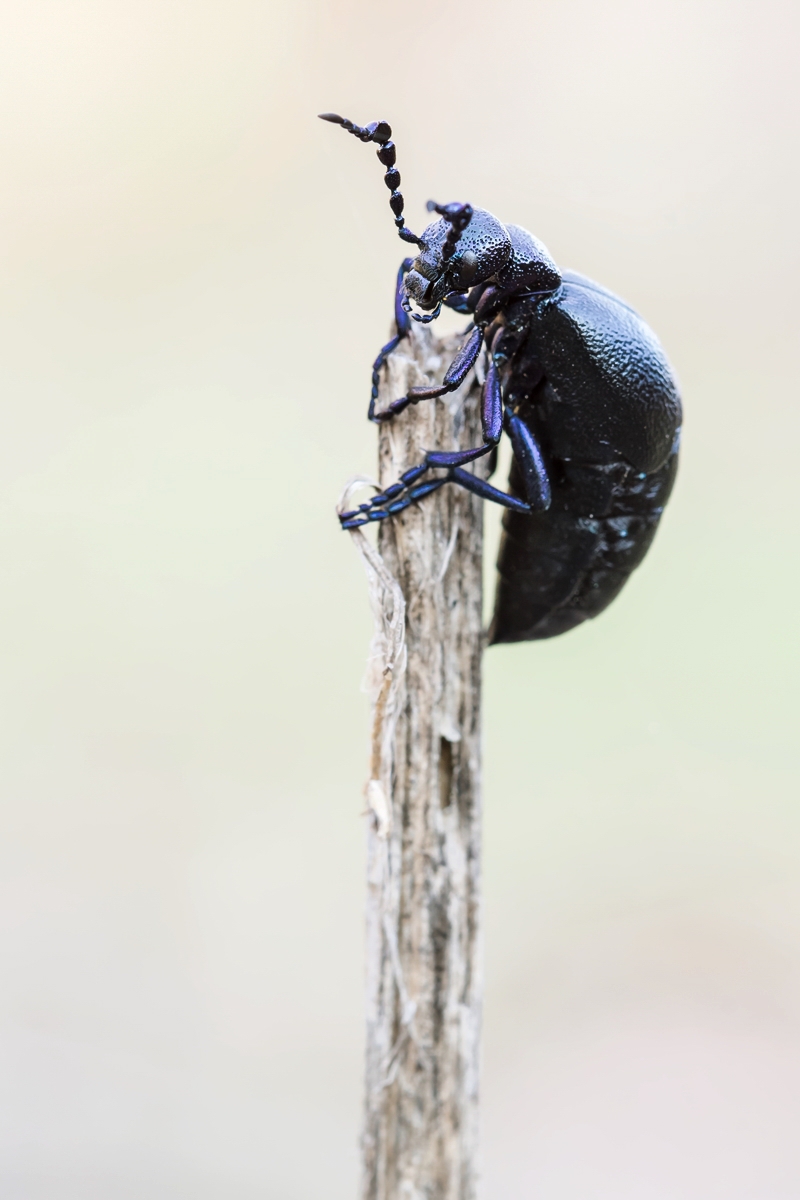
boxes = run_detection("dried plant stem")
[348,321,485,1200]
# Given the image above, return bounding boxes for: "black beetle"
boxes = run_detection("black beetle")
[322,113,682,643]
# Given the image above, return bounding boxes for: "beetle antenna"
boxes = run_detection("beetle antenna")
[426,200,474,262]
[318,112,421,245]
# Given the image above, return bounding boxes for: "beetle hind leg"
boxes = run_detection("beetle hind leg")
[339,442,497,529]
[505,414,552,511]
[447,468,531,512]
[339,444,532,529]
[339,476,449,528]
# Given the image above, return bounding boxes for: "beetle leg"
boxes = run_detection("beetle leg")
[368,258,415,422]
[447,468,531,513]
[372,326,484,423]
[505,413,552,511]
[340,477,450,527]
[442,292,471,314]
[444,283,491,316]
[482,359,503,444]
[338,440,496,528]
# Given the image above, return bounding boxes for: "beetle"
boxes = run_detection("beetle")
[322,113,682,643]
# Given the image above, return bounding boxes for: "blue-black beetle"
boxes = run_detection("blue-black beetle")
[322,114,682,643]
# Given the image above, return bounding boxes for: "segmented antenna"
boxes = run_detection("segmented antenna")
[318,113,421,245]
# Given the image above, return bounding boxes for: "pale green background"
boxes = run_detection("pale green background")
[0,2,798,1196]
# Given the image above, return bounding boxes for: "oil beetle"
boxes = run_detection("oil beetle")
[322,113,682,642]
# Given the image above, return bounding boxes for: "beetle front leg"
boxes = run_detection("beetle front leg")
[368,258,415,422]
[371,325,484,423]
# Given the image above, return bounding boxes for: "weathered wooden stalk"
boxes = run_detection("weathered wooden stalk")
[351,322,485,1200]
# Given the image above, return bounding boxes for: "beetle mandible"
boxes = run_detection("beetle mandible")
[322,113,682,643]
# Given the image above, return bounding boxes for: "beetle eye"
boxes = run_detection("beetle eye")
[455,251,478,285]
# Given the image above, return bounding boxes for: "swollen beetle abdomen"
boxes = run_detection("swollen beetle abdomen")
[489,440,679,643]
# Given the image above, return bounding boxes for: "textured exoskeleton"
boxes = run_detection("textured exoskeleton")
[322,113,682,642]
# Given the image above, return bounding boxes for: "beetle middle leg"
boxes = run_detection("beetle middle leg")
[339,458,542,527]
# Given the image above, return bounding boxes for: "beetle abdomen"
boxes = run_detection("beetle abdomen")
[488,440,679,643]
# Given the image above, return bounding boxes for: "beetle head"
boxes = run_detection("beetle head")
[404,207,513,310]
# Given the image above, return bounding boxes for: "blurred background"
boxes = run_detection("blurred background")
[0,1,798,1196]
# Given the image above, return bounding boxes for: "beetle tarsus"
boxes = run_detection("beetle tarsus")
[337,441,521,528]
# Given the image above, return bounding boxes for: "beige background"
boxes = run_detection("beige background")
[0,1,798,1196]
